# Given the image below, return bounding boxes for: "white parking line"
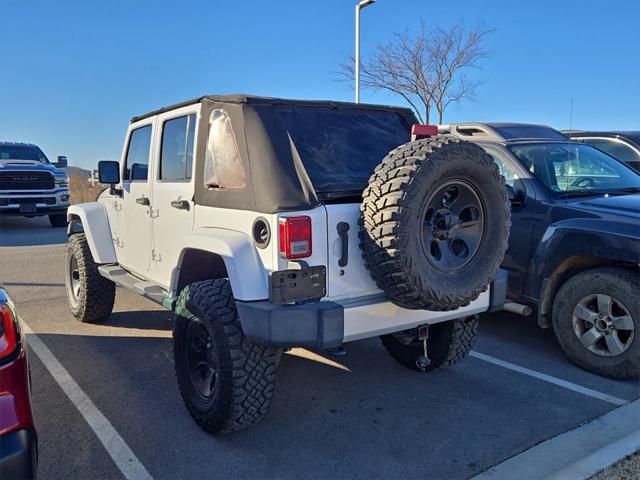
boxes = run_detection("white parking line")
[22,322,153,480]
[469,351,628,406]
[473,399,640,480]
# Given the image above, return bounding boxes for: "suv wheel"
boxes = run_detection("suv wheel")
[49,214,68,228]
[553,267,639,379]
[360,137,510,311]
[380,316,479,372]
[173,279,282,434]
[65,233,116,322]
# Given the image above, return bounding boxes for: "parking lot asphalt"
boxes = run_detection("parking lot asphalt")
[1,216,639,480]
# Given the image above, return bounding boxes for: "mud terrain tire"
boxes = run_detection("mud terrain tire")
[65,233,115,323]
[360,136,510,310]
[380,316,479,372]
[173,279,282,434]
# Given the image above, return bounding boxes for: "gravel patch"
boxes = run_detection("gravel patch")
[591,451,640,480]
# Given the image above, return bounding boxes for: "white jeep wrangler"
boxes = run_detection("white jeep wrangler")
[64,95,510,434]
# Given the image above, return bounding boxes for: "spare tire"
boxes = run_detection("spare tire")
[359,136,510,311]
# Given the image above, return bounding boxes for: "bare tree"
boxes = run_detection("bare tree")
[337,22,492,124]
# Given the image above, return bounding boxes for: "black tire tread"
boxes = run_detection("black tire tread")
[173,279,281,434]
[381,316,479,372]
[49,214,68,228]
[360,136,510,310]
[552,267,639,379]
[65,233,115,323]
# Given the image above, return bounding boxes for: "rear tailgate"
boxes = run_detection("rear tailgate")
[324,203,381,300]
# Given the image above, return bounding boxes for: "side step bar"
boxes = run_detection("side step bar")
[97,265,169,306]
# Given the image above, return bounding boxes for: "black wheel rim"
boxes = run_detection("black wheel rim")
[185,319,217,400]
[421,180,485,272]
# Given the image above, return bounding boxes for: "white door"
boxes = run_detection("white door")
[148,106,199,289]
[119,120,155,277]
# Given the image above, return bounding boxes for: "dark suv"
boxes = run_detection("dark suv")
[440,123,640,379]
[564,131,640,173]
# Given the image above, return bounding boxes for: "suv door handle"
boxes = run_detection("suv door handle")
[136,196,150,206]
[170,199,190,211]
[337,222,350,267]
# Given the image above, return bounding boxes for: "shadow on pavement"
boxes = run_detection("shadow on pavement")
[0,216,67,247]
[31,329,620,480]
[102,309,174,331]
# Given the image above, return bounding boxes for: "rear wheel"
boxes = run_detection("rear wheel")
[49,213,67,228]
[552,268,639,379]
[173,279,282,434]
[65,233,115,323]
[380,316,479,372]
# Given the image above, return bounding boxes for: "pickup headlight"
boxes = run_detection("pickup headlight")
[55,176,69,187]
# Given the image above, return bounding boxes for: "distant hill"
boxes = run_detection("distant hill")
[64,166,92,178]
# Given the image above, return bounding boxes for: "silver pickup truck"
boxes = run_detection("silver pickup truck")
[0,142,70,227]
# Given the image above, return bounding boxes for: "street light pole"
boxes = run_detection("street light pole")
[355,0,376,104]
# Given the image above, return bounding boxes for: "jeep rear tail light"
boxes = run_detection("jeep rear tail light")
[411,124,439,141]
[0,303,18,360]
[279,216,312,259]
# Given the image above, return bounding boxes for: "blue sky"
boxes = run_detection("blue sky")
[1,0,639,169]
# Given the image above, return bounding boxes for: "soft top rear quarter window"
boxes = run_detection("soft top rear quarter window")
[203,109,246,189]
[277,106,410,195]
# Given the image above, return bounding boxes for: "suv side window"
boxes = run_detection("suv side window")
[579,138,640,164]
[160,114,196,181]
[124,125,152,181]
[482,147,518,187]
[203,109,246,189]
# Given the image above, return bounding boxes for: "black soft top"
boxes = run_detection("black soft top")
[132,95,418,213]
[131,94,414,123]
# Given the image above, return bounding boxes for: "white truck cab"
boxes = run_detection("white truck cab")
[65,95,510,434]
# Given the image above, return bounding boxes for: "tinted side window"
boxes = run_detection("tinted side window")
[482,148,518,187]
[124,125,152,181]
[160,114,196,181]
[582,138,640,163]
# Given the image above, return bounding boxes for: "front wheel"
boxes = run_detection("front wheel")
[49,213,68,228]
[380,316,479,372]
[65,233,115,323]
[173,279,282,434]
[552,267,639,379]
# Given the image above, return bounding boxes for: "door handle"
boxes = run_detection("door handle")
[171,199,190,211]
[136,196,150,206]
[337,222,350,267]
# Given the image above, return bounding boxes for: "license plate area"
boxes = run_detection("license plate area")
[269,266,327,304]
[19,203,37,213]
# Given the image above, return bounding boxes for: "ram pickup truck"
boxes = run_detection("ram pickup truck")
[0,142,70,227]
[64,95,510,434]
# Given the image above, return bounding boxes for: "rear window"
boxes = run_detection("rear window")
[277,107,411,194]
[0,145,49,163]
[492,125,567,141]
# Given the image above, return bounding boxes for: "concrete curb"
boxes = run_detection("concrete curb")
[473,399,640,480]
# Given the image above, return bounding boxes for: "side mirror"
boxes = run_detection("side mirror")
[506,183,525,207]
[56,155,68,168]
[98,160,120,184]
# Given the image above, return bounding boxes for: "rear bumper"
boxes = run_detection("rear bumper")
[237,269,508,348]
[236,300,344,349]
[0,429,37,480]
